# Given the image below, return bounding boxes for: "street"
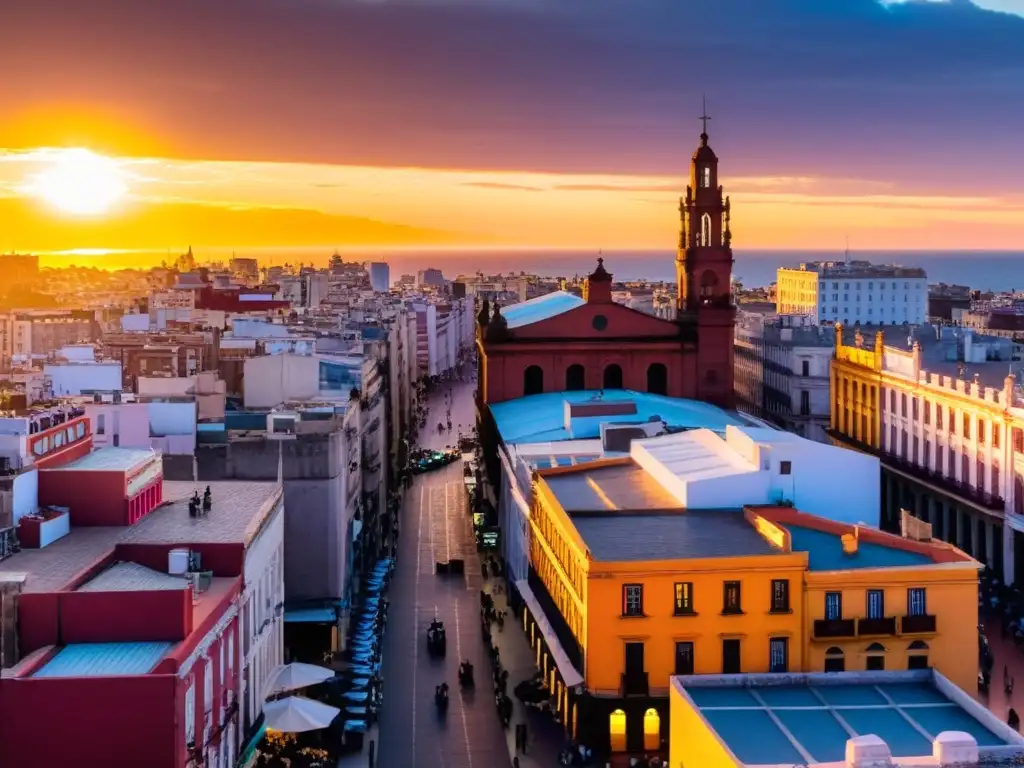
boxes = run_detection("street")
[375,378,511,768]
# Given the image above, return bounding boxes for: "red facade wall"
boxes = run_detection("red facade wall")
[29,415,93,470]
[0,674,180,768]
[38,469,126,526]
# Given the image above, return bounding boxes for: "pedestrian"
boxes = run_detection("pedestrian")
[512,758,520,768]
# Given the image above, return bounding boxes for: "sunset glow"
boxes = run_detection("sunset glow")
[23,148,128,216]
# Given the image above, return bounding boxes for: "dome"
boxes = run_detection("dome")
[692,133,718,163]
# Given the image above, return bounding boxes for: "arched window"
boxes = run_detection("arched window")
[646,363,668,396]
[865,642,886,671]
[603,364,623,390]
[609,709,627,753]
[643,708,660,752]
[700,213,712,246]
[907,640,930,670]
[523,365,544,396]
[824,647,845,673]
[699,270,718,299]
[565,364,585,391]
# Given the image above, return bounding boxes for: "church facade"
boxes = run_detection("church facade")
[476,125,737,410]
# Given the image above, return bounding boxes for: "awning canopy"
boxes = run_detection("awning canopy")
[515,579,584,689]
[284,608,336,624]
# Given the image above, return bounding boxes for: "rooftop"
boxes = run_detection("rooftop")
[76,561,187,592]
[46,447,157,473]
[33,642,174,678]
[490,390,748,445]
[673,671,1024,767]
[501,291,585,329]
[0,480,282,593]
[571,509,779,562]
[787,524,935,571]
[544,462,682,511]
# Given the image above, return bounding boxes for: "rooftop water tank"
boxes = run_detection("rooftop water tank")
[168,548,190,576]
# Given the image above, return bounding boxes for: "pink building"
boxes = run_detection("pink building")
[0,479,284,768]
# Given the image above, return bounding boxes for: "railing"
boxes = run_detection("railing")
[826,429,1006,512]
[901,614,937,634]
[621,672,649,697]
[813,618,856,639]
[858,617,897,636]
[0,526,20,562]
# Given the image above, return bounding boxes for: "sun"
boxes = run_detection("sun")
[30,148,128,215]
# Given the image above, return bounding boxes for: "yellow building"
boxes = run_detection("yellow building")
[830,323,1023,583]
[523,458,979,758]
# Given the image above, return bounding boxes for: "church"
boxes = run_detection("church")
[475,121,736,410]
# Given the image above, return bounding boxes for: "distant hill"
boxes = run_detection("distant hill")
[0,196,480,252]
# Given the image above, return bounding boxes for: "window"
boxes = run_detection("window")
[97,413,106,435]
[949,408,956,435]
[800,391,810,416]
[890,391,896,412]
[769,637,789,673]
[865,643,886,671]
[912,399,919,420]
[866,589,885,619]
[907,588,927,616]
[825,591,843,620]
[701,166,711,188]
[908,640,929,670]
[770,580,790,613]
[936,408,943,430]
[979,420,987,445]
[924,401,930,424]
[962,413,971,439]
[801,360,810,377]
[994,426,1001,449]
[622,584,644,617]
[901,394,907,416]
[780,461,792,475]
[824,647,845,673]
[674,582,694,615]
[603,363,623,390]
[723,581,742,614]
[523,365,544,396]
[565,364,585,391]
[675,642,695,675]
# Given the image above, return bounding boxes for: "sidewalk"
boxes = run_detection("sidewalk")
[485,576,566,768]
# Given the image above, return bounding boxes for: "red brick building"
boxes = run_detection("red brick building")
[476,126,736,409]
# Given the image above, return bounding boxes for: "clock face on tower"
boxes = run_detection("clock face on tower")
[592,315,608,331]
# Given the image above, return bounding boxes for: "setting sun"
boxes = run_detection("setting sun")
[28,148,127,215]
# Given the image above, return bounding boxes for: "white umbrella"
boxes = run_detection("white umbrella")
[263,696,341,733]
[264,662,336,697]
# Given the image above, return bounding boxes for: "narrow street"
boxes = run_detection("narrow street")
[375,378,511,768]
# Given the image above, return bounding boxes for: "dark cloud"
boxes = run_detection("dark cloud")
[1,0,1021,191]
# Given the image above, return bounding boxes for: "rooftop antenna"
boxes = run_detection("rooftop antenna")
[844,236,850,265]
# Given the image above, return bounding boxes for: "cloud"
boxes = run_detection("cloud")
[461,181,544,192]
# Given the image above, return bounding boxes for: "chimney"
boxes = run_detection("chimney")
[845,734,890,768]
[932,731,978,765]
[841,530,859,556]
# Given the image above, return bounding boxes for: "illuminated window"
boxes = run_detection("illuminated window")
[643,708,660,752]
[609,709,627,752]
[673,582,694,615]
[701,166,711,188]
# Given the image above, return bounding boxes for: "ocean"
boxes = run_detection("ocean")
[43,247,1024,291]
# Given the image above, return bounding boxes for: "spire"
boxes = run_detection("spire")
[699,94,711,146]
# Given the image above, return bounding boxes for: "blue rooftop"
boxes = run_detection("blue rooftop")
[501,291,585,329]
[34,642,173,678]
[787,524,936,571]
[490,389,746,445]
[680,674,1021,765]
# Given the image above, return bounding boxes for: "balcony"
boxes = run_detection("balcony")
[858,617,897,636]
[826,429,1005,513]
[813,618,856,639]
[901,614,937,634]
[621,672,649,697]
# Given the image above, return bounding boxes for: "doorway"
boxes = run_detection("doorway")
[722,638,741,674]
[675,642,694,676]
[603,363,623,389]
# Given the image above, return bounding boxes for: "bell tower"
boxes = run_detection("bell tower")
[675,98,736,406]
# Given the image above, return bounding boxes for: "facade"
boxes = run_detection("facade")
[416,267,445,287]
[0,309,98,368]
[734,311,833,441]
[830,323,1024,583]
[525,460,977,755]
[669,671,1024,768]
[477,128,736,409]
[367,262,390,293]
[0,479,284,768]
[777,260,928,326]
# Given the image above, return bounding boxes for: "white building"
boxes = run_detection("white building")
[43,360,123,397]
[734,311,834,442]
[777,260,928,326]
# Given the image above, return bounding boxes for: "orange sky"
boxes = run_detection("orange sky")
[2,147,1023,257]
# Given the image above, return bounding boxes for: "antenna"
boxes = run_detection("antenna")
[844,236,850,265]
[699,94,712,139]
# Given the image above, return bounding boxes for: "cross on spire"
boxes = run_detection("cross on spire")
[700,94,711,143]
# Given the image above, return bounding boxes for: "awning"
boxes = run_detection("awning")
[515,579,584,689]
[284,608,337,624]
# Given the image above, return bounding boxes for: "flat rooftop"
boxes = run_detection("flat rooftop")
[33,642,174,678]
[544,462,681,511]
[0,480,282,593]
[676,672,1023,766]
[490,390,748,445]
[787,524,935,571]
[76,561,185,592]
[571,509,779,562]
[45,447,157,473]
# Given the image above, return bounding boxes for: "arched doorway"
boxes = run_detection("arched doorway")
[565,364,585,391]
[824,647,845,672]
[907,640,929,670]
[609,709,627,753]
[643,708,660,752]
[646,363,668,395]
[524,365,544,396]
[603,364,623,390]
